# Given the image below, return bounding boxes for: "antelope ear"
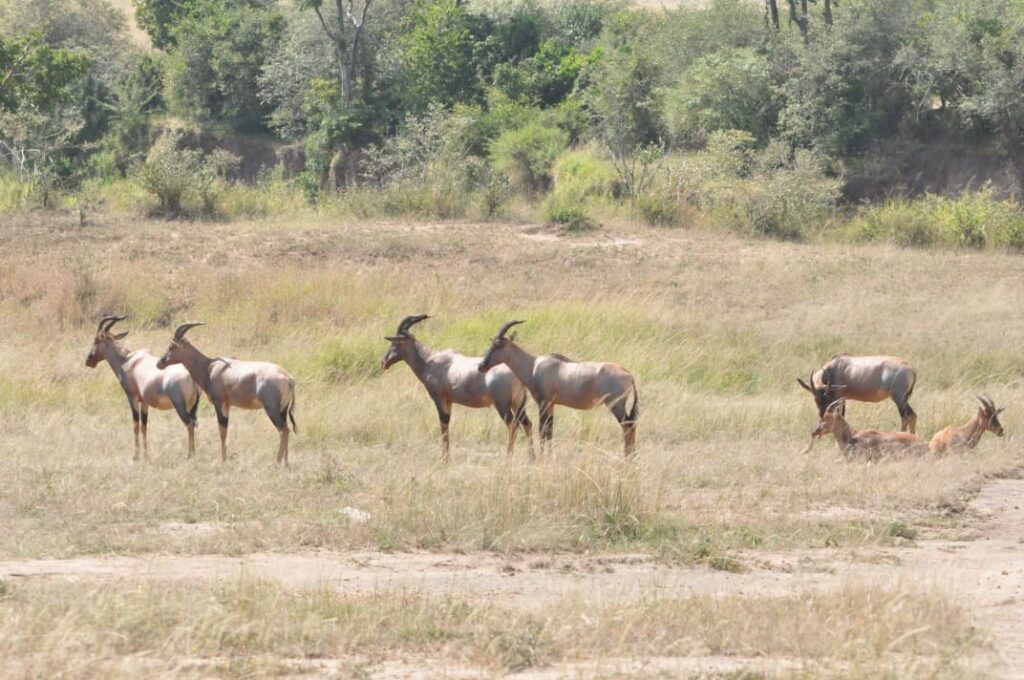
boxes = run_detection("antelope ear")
[113,331,129,339]
[997,407,1006,414]
[384,335,404,342]
[797,378,812,393]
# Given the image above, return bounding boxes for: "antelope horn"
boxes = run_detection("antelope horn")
[97,314,126,332]
[808,372,816,391]
[395,314,430,336]
[173,321,205,340]
[496,319,526,339]
[825,398,845,414]
[978,394,995,412]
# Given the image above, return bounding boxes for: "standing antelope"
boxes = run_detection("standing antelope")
[381,315,533,463]
[929,395,1005,455]
[85,315,201,460]
[812,398,926,460]
[798,354,917,453]
[478,320,639,457]
[156,322,297,465]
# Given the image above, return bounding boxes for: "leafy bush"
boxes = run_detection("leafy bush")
[636,189,680,227]
[133,132,239,217]
[663,47,780,145]
[490,122,569,194]
[543,200,598,232]
[842,190,1024,251]
[550,148,617,203]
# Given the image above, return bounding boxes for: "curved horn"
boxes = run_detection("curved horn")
[97,314,126,333]
[825,398,845,414]
[173,321,205,340]
[395,314,430,336]
[978,394,995,411]
[496,319,526,339]
[808,372,816,391]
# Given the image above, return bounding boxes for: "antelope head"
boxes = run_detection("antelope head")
[85,315,129,367]
[798,371,846,420]
[811,398,846,438]
[157,322,205,369]
[478,320,525,373]
[380,314,430,369]
[977,394,1005,437]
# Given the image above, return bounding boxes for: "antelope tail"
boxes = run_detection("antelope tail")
[288,392,298,434]
[626,382,639,425]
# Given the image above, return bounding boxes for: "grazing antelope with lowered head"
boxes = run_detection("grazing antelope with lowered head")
[478,320,638,457]
[812,398,925,460]
[156,322,297,465]
[798,354,918,453]
[86,315,201,460]
[929,395,1005,455]
[381,315,533,463]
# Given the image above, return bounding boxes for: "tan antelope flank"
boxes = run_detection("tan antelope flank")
[929,395,1005,455]
[86,315,201,460]
[478,320,638,457]
[811,398,925,460]
[381,315,533,463]
[798,354,918,453]
[156,322,297,465]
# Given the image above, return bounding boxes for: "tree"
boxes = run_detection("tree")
[0,33,88,113]
[132,0,198,50]
[164,1,284,132]
[297,0,373,102]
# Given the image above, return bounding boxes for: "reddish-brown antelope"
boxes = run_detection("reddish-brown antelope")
[478,320,638,457]
[812,398,926,460]
[156,322,297,465]
[381,315,533,463]
[86,315,201,460]
[798,354,917,453]
[929,395,1005,455]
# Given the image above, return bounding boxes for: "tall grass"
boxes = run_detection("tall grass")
[0,578,985,677]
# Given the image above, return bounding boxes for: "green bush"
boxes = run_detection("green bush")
[842,190,1024,251]
[550,148,617,203]
[636,189,680,227]
[133,132,239,218]
[490,122,569,194]
[542,200,598,232]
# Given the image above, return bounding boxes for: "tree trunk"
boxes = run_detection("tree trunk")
[766,0,780,30]
[823,0,833,29]
[787,0,809,45]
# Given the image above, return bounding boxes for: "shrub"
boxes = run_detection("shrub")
[636,189,680,226]
[543,200,599,232]
[842,190,1024,251]
[550,148,617,204]
[133,132,239,218]
[490,122,569,194]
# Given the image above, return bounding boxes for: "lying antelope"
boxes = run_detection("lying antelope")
[929,395,1005,455]
[156,322,297,465]
[478,320,638,457]
[798,354,917,453]
[86,315,201,460]
[381,315,533,463]
[812,398,925,460]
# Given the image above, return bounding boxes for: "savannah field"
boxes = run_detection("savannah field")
[0,209,1022,678]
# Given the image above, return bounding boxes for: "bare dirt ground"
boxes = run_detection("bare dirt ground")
[3,476,1024,677]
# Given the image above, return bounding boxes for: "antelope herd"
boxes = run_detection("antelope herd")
[86,316,1005,465]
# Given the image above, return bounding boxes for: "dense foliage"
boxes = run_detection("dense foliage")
[4,0,1024,244]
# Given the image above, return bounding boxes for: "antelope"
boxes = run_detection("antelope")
[478,320,639,457]
[156,322,297,465]
[812,398,926,460]
[85,315,201,460]
[381,315,533,463]
[929,395,1005,455]
[798,354,917,453]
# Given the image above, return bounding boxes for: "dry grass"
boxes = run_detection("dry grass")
[0,576,984,677]
[0,209,1019,674]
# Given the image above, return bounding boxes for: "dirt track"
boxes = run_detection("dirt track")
[2,477,1024,676]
